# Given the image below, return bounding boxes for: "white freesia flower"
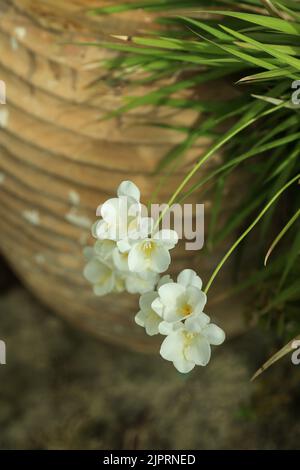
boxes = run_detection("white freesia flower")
[83,240,125,296]
[135,292,161,336]
[93,196,139,241]
[177,268,203,290]
[160,313,225,373]
[83,256,124,296]
[94,239,116,261]
[85,179,226,374]
[92,180,152,242]
[117,180,140,202]
[85,180,181,300]
[112,247,159,294]
[125,271,159,295]
[134,275,172,335]
[128,229,178,274]
[151,269,207,323]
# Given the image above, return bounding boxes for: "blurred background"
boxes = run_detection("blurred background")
[0,255,300,449]
[0,0,300,450]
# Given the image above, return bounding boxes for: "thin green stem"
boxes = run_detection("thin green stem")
[204,173,300,295]
[264,207,300,266]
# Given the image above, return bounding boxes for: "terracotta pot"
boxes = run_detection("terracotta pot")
[0,0,245,352]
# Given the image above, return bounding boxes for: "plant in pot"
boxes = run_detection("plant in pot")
[0,1,299,375]
[83,0,300,375]
[0,0,241,353]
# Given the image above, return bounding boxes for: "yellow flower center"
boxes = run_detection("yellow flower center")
[181,303,192,317]
[142,240,155,257]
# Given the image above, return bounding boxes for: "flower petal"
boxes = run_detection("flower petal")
[151,297,164,317]
[186,336,211,366]
[114,276,125,293]
[185,313,210,332]
[158,282,185,306]
[112,248,129,271]
[93,275,115,296]
[94,240,116,261]
[117,180,140,202]
[160,330,183,362]
[153,229,178,249]
[100,198,120,222]
[94,220,110,239]
[117,239,132,253]
[135,309,146,327]
[132,217,154,239]
[144,312,161,336]
[185,286,207,314]
[150,245,171,273]
[173,356,195,374]
[128,242,147,272]
[91,221,99,238]
[203,323,226,345]
[83,259,106,283]
[177,269,202,290]
[125,273,157,294]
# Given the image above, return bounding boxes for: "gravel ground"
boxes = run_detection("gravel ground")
[0,256,299,450]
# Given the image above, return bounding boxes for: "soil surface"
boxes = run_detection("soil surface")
[0,256,299,449]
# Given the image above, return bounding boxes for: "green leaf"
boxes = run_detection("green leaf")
[207,11,300,36]
[251,334,300,380]
[221,25,300,71]
[264,207,300,265]
[238,67,295,83]
[204,173,300,294]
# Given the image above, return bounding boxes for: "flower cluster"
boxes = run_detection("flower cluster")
[135,268,225,373]
[84,180,225,373]
[83,181,178,296]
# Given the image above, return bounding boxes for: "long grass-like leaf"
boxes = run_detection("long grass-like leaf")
[264,207,300,265]
[251,334,300,380]
[204,173,300,294]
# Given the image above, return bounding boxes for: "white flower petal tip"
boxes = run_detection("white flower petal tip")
[117,180,140,202]
[117,239,132,253]
[134,291,161,336]
[177,269,203,290]
[203,323,226,345]
[125,271,159,295]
